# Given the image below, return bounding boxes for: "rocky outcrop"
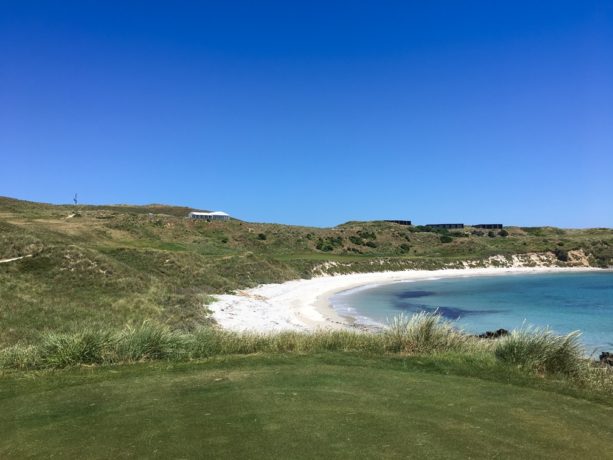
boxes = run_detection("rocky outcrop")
[599,352,613,367]
[478,329,509,339]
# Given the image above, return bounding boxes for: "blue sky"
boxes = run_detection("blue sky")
[1,1,612,227]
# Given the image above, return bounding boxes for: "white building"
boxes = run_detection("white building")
[188,211,230,221]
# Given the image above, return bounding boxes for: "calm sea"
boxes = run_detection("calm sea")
[330,271,613,353]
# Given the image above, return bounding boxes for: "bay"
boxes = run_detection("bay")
[331,271,613,353]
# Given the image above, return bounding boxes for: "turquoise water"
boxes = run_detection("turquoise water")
[330,271,613,353]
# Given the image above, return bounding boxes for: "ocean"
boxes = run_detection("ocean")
[330,271,613,353]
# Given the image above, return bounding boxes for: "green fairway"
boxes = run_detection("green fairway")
[2,354,612,459]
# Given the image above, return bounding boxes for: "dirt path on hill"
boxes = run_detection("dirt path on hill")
[0,254,32,264]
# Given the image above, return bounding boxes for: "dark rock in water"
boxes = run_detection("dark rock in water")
[478,329,509,339]
[599,352,613,366]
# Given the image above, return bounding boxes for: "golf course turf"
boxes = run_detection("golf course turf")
[2,354,612,459]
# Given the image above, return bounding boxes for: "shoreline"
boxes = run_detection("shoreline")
[208,266,604,333]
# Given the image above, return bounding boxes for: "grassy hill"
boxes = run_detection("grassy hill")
[2,197,613,458]
[1,196,612,346]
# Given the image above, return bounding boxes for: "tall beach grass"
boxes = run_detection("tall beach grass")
[494,325,584,376]
[384,312,485,354]
[1,313,611,393]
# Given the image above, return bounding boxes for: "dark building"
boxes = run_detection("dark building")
[384,220,412,226]
[426,223,464,229]
[473,224,503,229]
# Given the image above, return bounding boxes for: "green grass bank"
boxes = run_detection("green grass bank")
[2,354,613,459]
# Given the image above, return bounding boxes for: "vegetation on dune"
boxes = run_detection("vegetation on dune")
[494,326,584,376]
[1,197,613,456]
[1,196,612,347]
[2,313,611,396]
[385,312,477,354]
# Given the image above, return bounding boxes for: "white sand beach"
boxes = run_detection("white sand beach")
[208,266,600,333]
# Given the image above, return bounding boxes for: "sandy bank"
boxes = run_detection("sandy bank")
[208,266,601,333]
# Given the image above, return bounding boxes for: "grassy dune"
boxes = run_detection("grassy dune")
[1,196,612,347]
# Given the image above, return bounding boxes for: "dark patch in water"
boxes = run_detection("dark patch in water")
[395,290,435,299]
[391,301,501,320]
[582,285,613,291]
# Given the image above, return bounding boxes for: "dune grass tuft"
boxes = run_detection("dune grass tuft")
[115,322,189,362]
[494,326,584,376]
[38,329,116,367]
[0,344,41,370]
[383,312,479,354]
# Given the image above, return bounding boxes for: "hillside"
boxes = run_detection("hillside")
[1,196,612,346]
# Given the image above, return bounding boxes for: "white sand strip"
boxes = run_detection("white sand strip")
[208,266,601,333]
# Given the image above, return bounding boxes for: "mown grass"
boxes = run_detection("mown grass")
[2,353,613,459]
[2,314,611,396]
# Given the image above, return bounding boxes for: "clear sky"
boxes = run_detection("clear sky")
[1,1,612,227]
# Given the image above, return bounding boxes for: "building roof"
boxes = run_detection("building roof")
[189,211,229,216]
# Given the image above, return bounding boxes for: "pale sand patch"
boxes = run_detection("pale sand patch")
[208,266,602,333]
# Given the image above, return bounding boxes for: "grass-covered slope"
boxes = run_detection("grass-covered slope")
[2,197,613,458]
[1,196,612,346]
[2,354,613,459]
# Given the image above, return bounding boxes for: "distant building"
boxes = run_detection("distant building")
[384,220,412,226]
[473,224,503,229]
[188,211,230,221]
[426,223,464,229]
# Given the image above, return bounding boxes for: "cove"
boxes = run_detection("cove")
[331,271,613,353]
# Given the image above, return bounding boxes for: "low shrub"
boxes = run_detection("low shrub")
[554,248,569,262]
[349,235,364,245]
[357,230,377,240]
[413,226,433,233]
[316,236,343,252]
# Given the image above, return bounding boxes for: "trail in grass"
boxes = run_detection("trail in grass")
[0,254,32,264]
[1,354,612,459]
